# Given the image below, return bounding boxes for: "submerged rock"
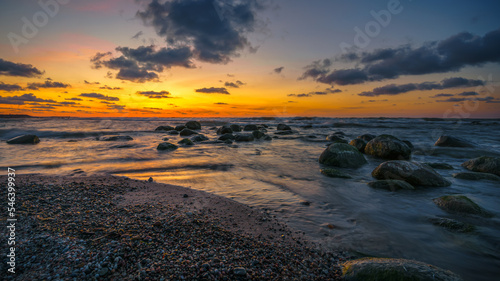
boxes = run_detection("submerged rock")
[365,135,412,160]
[230,124,242,132]
[319,143,367,168]
[234,133,254,142]
[433,195,492,217]
[425,162,454,170]
[349,138,367,153]
[178,138,194,146]
[157,142,178,151]
[243,124,258,131]
[453,172,500,181]
[320,168,352,179]
[372,161,451,187]
[99,135,133,141]
[252,130,265,139]
[435,135,475,147]
[218,133,235,141]
[357,134,376,142]
[341,257,463,281]
[185,121,201,130]
[326,134,348,143]
[179,128,198,137]
[6,134,40,144]
[428,217,475,233]
[217,126,233,135]
[368,180,415,191]
[191,134,209,142]
[274,130,295,135]
[277,124,291,131]
[175,125,186,131]
[155,125,175,131]
[461,156,500,176]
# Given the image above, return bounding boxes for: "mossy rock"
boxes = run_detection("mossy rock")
[461,156,500,176]
[425,162,454,170]
[342,257,463,281]
[319,143,367,168]
[365,135,412,160]
[320,168,352,179]
[368,180,415,191]
[157,142,178,151]
[428,217,475,233]
[453,172,500,182]
[178,138,194,146]
[433,195,492,217]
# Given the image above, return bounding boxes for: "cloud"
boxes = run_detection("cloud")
[457,91,479,96]
[65,97,82,101]
[430,93,454,98]
[195,87,230,95]
[99,85,122,90]
[0,82,23,92]
[358,77,484,97]
[274,66,284,74]
[131,31,143,40]
[0,93,56,105]
[84,80,100,85]
[302,28,500,86]
[0,58,43,77]
[224,80,245,88]
[136,90,172,99]
[288,88,342,97]
[27,80,71,90]
[79,93,120,101]
[436,96,500,103]
[214,102,228,105]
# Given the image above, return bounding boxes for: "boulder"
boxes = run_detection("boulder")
[243,124,258,131]
[320,168,352,179]
[157,142,178,151]
[372,161,451,187]
[365,135,411,160]
[155,125,175,131]
[230,124,242,132]
[342,258,463,281]
[6,134,40,144]
[434,135,475,147]
[452,172,500,181]
[357,134,376,142]
[234,133,254,142]
[166,130,179,135]
[326,134,348,143]
[319,143,367,168]
[99,135,133,141]
[191,134,209,142]
[461,156,500,176]
[252,130,265,139]
[428,217,475,233]
[402,140,414,150]
[274,130,295,135]
[425,162,454,170]
[179,128,198,137]
[218,133,235,141]
[433,195,492,217]
[162,137,169,141]
[178,138,194,146]
[368,180,415,191]
[262,135,272,141]
[217,126,233,135]
[185,121,201,130]
[277,123,291,131]
[175,125,186,131]
[349,138,367,153]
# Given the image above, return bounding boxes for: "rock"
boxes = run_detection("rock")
[320,168,352,178]
[461,156,500,176]
[357,134,376,142]
[334,131,346,136]
[233,267,247,276]
[185,121,201,130]
[157,142,178,151]
[274,130,295,135]
[175,125,186,131]
[433,195,492,217]
[277,124,291,131]
[155,125,174,131]
[6,134,40,144]
[453,172,500,181]
[319,143,367,168]
[252,130,265,139]
[162,137,170,141]
[99,135,133,141]
[166,130,179,135]
[218,133,235,141]
[372,161,451,187]
[342,258,463,281]
[178,138,194,146]
[368,180,415,191]
[230,124,242,132]
[179,128,198,137]
[148,177,153,182]
[365,135,412,160]
[402,140,414,150]
[428,217,475,233]
[191,134,209,142]
[349,138,367,153]
[262,135,272,141]
[234,133,254,142]
[326,134,348,143]
[435,135,475,147]
[97,267,109,277]
[425,162,454,169]
[217,126,233,135]
[243,124,259,131]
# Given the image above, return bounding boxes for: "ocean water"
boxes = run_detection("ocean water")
[1,117,499,281]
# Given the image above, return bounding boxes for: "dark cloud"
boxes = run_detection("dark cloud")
[131,31,143,39]
[457,91,479,96]
[0,82,23,92]
[0,93,56,105]
[136,90,172,99]
[224,80,245,88]
[214,102,228,105]
[436,96,499,103]
[302,28,500,86]
[27,80,71,90]
[430,93,454,98]
[274,66,284,74]
[99,85,122,90]
[0,58,44,77]
[288,88,342,97]
[65,98,82,101]
[358,77,484,97]
[195,87,230,95]
[84,80,100,85]
[436,97,469,102]
[107,104,126,111]
[79,93,120,101]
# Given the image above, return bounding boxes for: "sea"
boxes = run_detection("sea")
[1,116,499,281]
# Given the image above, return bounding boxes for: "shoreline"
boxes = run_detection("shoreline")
[0,174,345,280]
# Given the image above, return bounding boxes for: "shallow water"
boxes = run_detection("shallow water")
[1,117,499,280]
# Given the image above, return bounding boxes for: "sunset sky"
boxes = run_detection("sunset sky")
[1,0,499,118]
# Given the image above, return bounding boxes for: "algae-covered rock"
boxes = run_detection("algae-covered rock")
[372,161,451,187]
[319,143,367,168]
[349,138,367,153]
[461,156,500,176]
[433,195,492,217]
[367,180,415,191]
[157,142,178,151]
[428,217,475,233]
[425,162,454,170]
[453,172,500,181]
[178,138,194,146]
[365,135,411,160]
[320,168,352,179]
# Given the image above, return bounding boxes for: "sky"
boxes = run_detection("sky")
[0,0,499,118]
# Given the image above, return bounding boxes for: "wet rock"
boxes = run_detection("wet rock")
[155,125,174,131]
[357,134,376,142]
[461,156,500,176]
[217,126,233,135]
[148,177,153,183]
[320,168,352,179]
[368,180,415,191]
[179,128,198,137]
[178,138,194,146]
[402,140,414,150]
[234,133,254,142]
[326,134,348,143]
[428,217,475,233]
[162,137,170,141]
[191,134,209,142]
[274,130,295,135]
[7,134,40,144]
[157,142,178,151]
[99,135,133,141]
[435,135,475,147]
[342,258,463,281]
[372,161,451,187]
[425,162,454,169]
[262,135,272,141]
[185,121,201,130]
[230,124,242,132]
[433,195,492,217]
[218,133,235,141]
[349,138,367,153]
[453,172,500,181]
[175,125,186,131]
[243,124,258,131]
[277,124,291,131]
[365,135,412,160]
[167,130,179,135]
[319,143,367,168]
[252,130,265,139]
[233,267,247,276]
